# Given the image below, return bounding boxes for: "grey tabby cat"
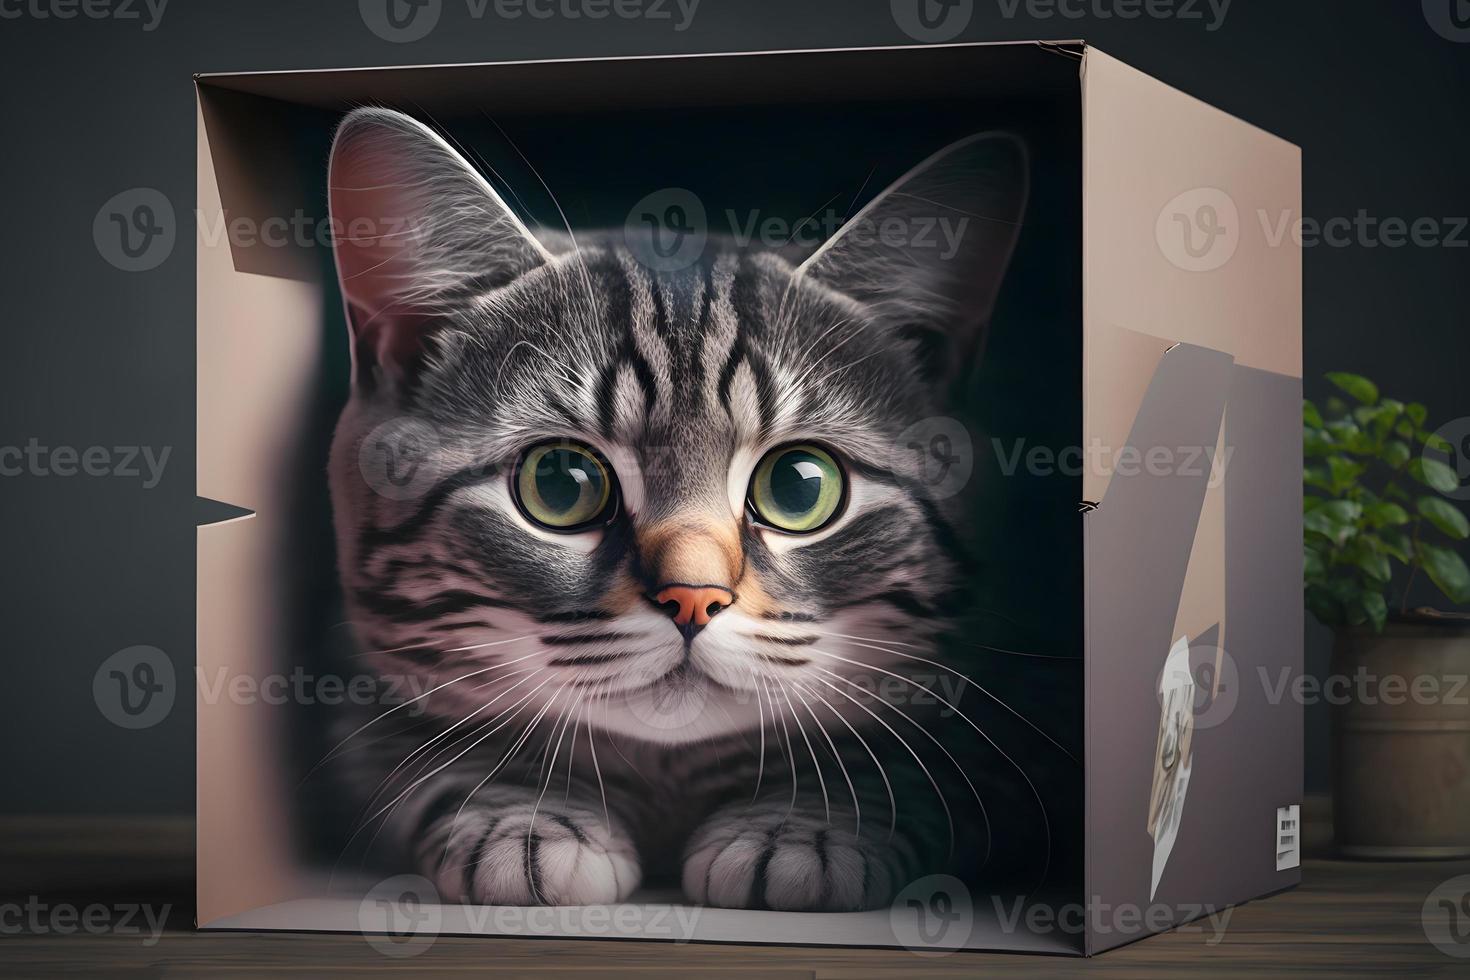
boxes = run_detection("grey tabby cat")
[327,107,1053,911]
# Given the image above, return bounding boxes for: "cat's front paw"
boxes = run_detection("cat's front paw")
[420,797,640,906]
[682,802,915,911]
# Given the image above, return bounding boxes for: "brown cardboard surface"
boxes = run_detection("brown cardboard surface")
[1081,48,1301,380]
[196,94,322,926]
[1080,47,1302,954]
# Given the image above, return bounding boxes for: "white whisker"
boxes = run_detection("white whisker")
[804,669,953,851]
[761,675,800,820]
[809,648,1049,889]
[790,677,895,838]
[525,693,581,902]
[815,633,1079,764]
[308,640,543,776]
[818,627,1071,661]
[773,678,829,825]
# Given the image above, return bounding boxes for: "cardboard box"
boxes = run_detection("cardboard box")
[196,41,1302,955]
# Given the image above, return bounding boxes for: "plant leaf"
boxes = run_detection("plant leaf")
[1406,402,1428,427]
[1359,590,1388,632]
[1304,426,1335,457]
[1303,400,1324,428]
[1355,550,1392,583]
[1421,431,1455,454]
[1327,372,1379,406]
[1419,497,1470,540]
[1418,542,1470,605]
[1381,440,1411,469]
[1304,511,1346,546]
[1409,457,1462,495]
[1319,500,1363,524]
[1305,584,1342,627]
[1365,501,1410,527]
[1304,501,1360,547]
[1327,455,1365,491]
[1378,529,1413,563]
[1304,547,1325,581]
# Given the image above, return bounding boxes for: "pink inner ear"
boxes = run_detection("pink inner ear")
[330,180,422,318]
[329,120,449,390]
[332,179,434,389]
[346,300,438,390]
[327,108,552,392]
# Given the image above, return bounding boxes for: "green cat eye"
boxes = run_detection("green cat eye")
[748,444,846,533]
[514,442,615,531]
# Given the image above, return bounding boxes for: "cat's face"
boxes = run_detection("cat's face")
[327,109,1025,744]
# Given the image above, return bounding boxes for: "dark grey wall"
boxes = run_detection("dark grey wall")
[1,1,1466,813]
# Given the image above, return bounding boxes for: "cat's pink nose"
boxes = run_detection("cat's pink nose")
[654,584,733,630]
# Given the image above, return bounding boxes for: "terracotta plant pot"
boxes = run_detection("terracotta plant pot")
[1331,620,1470,858]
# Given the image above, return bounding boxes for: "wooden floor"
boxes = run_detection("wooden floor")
[2,804,1467,977]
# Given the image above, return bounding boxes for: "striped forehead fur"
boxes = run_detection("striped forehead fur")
[408,243,925,465]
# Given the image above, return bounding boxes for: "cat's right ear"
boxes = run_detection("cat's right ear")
[328,107,551,393]
[795,132,1028,384]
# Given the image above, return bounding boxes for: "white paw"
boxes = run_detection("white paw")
[422,801,640,906]
[683,804,910,911]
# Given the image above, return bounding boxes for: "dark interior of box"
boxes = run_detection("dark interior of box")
[198,43,1086,951]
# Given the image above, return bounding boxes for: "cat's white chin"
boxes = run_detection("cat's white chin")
[590,676,765,745]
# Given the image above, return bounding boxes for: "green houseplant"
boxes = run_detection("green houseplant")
[1304,372,1470,623]
[1305,372,1470,858]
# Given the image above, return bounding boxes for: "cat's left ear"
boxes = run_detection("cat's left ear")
[328,107,552,393]
[796,133,1028,379]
